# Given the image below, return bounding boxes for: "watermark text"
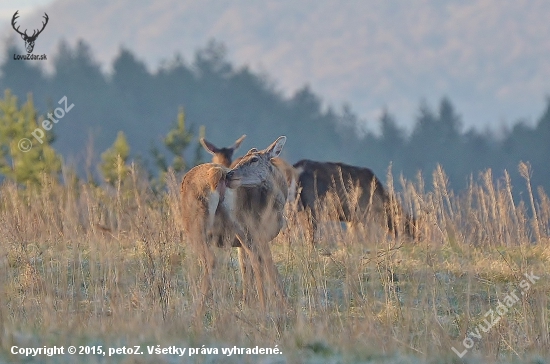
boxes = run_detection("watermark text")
[452,270,540,358]
[18,95,74,152]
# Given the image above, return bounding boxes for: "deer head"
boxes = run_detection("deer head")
[227,136,286,187]
[12,11,49,54]
[200,134,246,167]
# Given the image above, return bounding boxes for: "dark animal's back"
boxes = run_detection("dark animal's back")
[293,159,389,222]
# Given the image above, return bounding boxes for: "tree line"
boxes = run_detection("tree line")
[0,39,548,195]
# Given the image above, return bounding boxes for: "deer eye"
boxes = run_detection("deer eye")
[251,156,259,163]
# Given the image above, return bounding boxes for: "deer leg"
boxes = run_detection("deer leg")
[257,241,287,309]
[237,237,266,311]
[231,223,256,305]
[237,246,254,304]
[196,240,215,321]
[252,210,287,310]
[249,250,266,310]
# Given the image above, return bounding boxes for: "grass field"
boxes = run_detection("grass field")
[0,163,548,363]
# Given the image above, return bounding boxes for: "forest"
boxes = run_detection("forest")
[1,39,549,193]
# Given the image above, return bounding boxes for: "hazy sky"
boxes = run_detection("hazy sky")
[1,0,549,133]
[0,0,53,22]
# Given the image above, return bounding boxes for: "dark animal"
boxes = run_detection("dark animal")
[293,159,415,244]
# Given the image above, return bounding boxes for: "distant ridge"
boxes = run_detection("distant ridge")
[1,0,550,130]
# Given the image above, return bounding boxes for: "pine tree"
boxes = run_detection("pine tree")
[193,125,206,166]
[0,90,62,185]
[164,107,193,173]
[378,109,406,173]
[100,131,130,186]
[150,107,200,191]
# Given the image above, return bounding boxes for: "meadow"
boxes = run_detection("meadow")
[0,163,548,363]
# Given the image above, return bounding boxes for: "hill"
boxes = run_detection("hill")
[1,0,550,131]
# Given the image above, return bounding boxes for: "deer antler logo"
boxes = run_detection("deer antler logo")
[12,10,49,54]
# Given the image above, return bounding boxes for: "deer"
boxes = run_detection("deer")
[200,134,299,202]
[200,135,300,298]
[181,136,288,315]
[11,11,49,54]
[293,159,417,245]
[200,134,246,168]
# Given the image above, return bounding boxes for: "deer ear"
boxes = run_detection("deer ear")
[20,34,25,40]
[265,136,286,158]
[231,134,246,151]
[200,138,218,155]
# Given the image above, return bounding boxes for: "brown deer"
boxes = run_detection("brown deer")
[199,135,300,300]
[11,11,49,54]
[181,136,288,314]
[293,159,416,245]
[200,134,298,202]
[200,134,246,168]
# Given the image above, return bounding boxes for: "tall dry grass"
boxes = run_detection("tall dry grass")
[0,163,548,363]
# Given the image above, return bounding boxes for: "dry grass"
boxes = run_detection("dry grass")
[0,163,548,363]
